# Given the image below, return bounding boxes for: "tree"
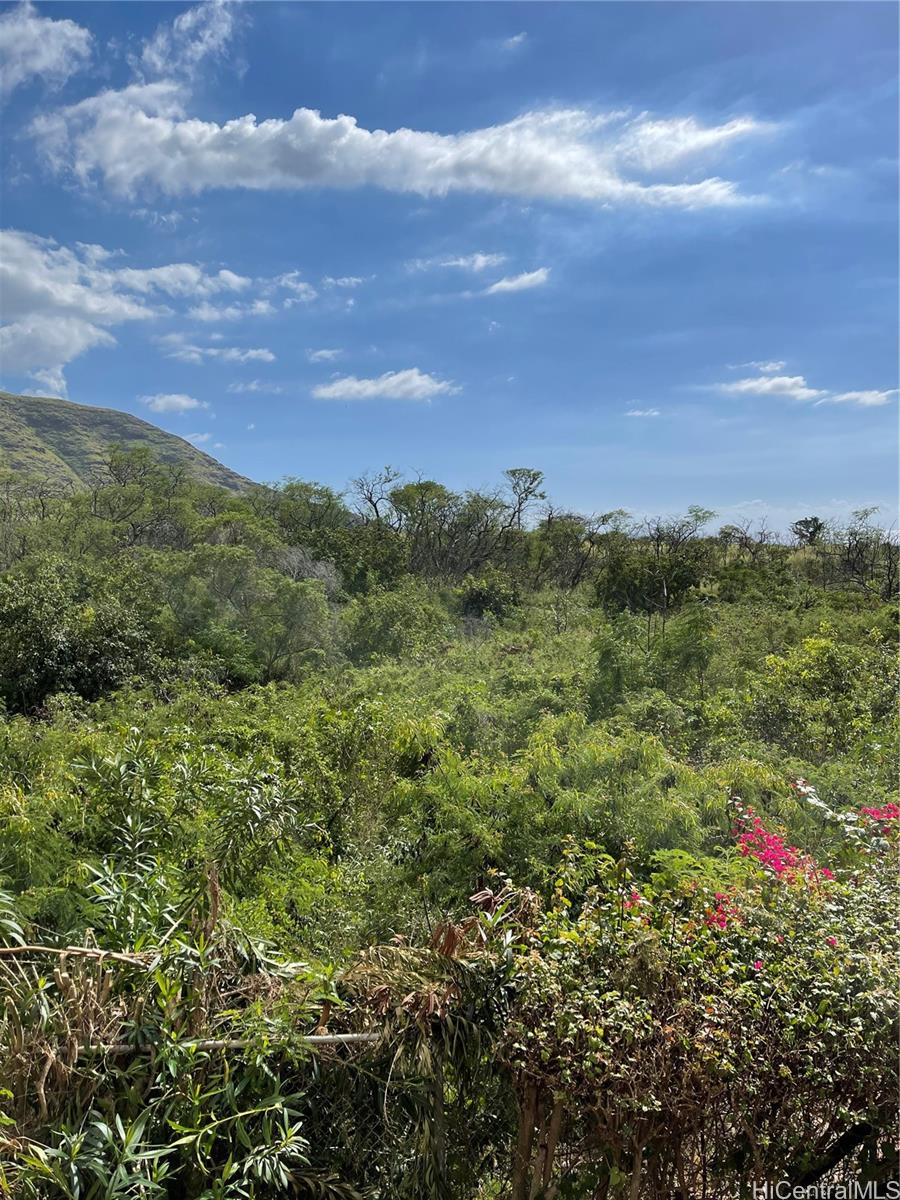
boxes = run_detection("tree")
[791,515,826,546]
[0,557,159,713]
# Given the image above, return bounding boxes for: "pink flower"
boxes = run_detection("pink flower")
[752,960,763,971]
[732,811,830,885]
[860,803,900,825]
[826,937,837,947]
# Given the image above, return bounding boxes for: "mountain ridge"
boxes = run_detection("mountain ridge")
[0,393,249,491]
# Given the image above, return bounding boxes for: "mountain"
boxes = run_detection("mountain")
[0,393,249,491]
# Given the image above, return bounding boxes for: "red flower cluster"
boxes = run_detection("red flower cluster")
[705,891,741,929]
[860,803,900,825]
[623,888,644,910]
[731,802,832,884]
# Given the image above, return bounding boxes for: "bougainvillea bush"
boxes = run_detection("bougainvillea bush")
[499,821,899,1199]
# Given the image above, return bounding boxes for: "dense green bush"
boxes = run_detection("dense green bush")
[0,557,160,713]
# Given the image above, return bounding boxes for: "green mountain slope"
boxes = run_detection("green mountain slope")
[0,393,249,490]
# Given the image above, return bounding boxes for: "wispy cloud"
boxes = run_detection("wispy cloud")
[137,0,242,82]
[618,116,773,171]
[728,360,786,374]
[501,32,528,51]
[141,392,208,414]
[625,408,661,418]
[188,299,275,322]
[227,379,284,394]
[322,275,366,289]
[275,271,318,306]
[818,389,898,409]
[0,1,92,101]
[484,267,550,295]
[714,365,897,408]
[159,332,275,365]
[307,348,342,363]
[312,367,459,402]
[185,431,213,444]
[409,251,506,274]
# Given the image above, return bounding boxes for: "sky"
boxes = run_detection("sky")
[0,0,897,528]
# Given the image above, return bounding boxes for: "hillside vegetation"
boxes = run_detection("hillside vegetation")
[0,449,896,1198]
[0,393,247,491]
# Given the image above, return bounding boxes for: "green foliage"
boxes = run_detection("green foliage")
[456,568,520,622]
[0,446,897,1195]
[0,557,160,713]
[345,578,452,663]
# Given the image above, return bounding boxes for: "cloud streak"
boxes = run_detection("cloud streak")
[819,389,898,409]
[141,392,208,414]
[158,333,275,365]
[312,368,459,401]
[32,84,771,208]
[714,365,898,408]
[718,374,826,402]
[484,267,550,295]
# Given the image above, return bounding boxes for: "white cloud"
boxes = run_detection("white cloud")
[138,0,240,81]
[307,348,342,363]
[820,389,898,409]
[322,275,365,288]
[501,32,528,50]
[115,264,251,297]
[750,360,786,374]
[158,332,275,364]
[227,379,284,394]
[0,228,259,392]
[625,408,661,418]
[132,208,187,231]
[188,298,275,321]
[141,392,208,414]
[618,116,772,171]
[186,431,213,444]
[718,374,826,402]
[312,368,459,402]
[0,317,114,397]
[32,86,769,208]
[446,253,506,273]
[409,251,506,273]
[274,271,318,307]
[484,267,550,295]
[729,360,786,374]
[0,1,92,101]
[714,367,897,408]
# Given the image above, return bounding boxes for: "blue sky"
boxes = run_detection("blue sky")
[0,1,897,527]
